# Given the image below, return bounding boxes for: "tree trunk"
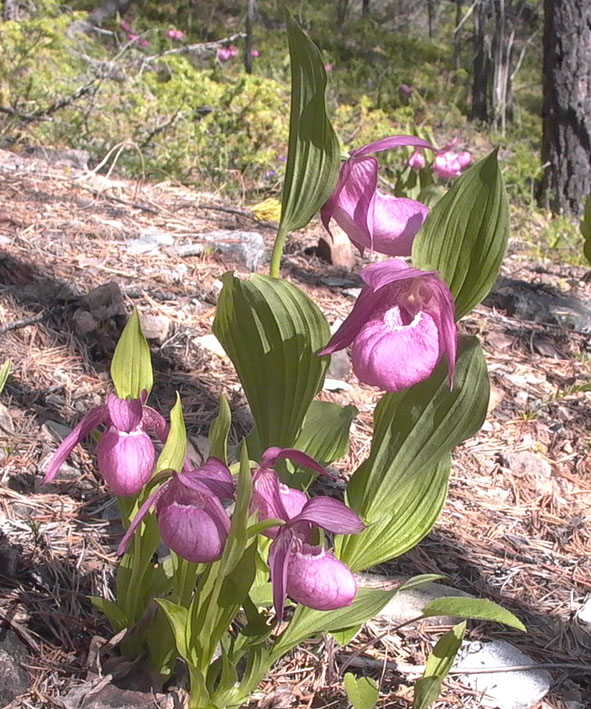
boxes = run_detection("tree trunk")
[244,0,255,74]
[540,0,591,215]
[87,0,137,27]
[452,0,463,70]
[336,0,349,24]
[362,0,370,17]
[470,0,490,122]
[427,0,433,36]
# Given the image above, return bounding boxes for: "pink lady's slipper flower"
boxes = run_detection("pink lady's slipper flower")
[321,135,435,258]
[217,46,232,62]
[117,458,233,563]
[44,393,167,497]
[433,147,471,178]
[120,18,133,33]
[250,447,364,618]
[228,45,238,57]
[408,148,426,171]
[321,259,457,393]
[250,49,260,58]
[166,28,184,41]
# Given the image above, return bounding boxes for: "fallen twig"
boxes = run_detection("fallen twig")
[0,311,51,335]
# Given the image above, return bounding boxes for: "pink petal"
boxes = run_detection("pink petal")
[117,483,168,556]
[156,480,230,563]
[290,496,364,534]
[252,468,288,531]
[260,447,328,478]
[143,406,169,442]
[368,192,429,257]
[351,308,442,392]
[269,529,294,620]
[106,394,143,432]
[43,405,108,484]
[350,135,434,158]
[97,428,155,496]
[360,258,436,291]
[178,457,233,499]
[286,544,357,610]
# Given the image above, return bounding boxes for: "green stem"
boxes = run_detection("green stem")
[269,224,288,278]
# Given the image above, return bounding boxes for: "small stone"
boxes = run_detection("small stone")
[0,630,30,703]
[487,385,505,414]
[316,226,355,268]
[502,451,552,478]
[577,595,591,623]
[320,276,360,288]
[323,378,351,392]
[0,402,14,433]
[343,287,362,299]
[193,334,226,358]
[327,349,351,380]
[454,639,551,708]
[42,420,73,441]
[61,681,172,709]
[126,228,175,254]
[139,313,170,343]
[178,230,267,271]
[358,574,472,626]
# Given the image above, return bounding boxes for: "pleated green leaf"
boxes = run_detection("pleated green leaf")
[156,393,186,474]
[347,336,489,521]
[339,455,451,572]
[344,673,379,709]
[422,597,526,632]
[272,587,398,659]
[0,359,10,395]
[413,622,466,709]
[279,12,340,235]
[412,149,509,320]
[212,272,330,451]
[208,395,232,463]
[111,309,153,399]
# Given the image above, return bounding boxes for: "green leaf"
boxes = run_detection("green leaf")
[344,673,379,709]
[412,149,509,320]
[272,587,398,659]
[212,273,330,451]
[208,395,232,463]
[110,309,153,399]
[412,622,465,709]
[279,11,340,236]
[332,625,362,646]
[580,196,591,265]
[348,336,488,521]
[89,596,129,632]
[422,597,526,632]
[0,360,10,395]
[413,622,466,709]
[154,599,190,659]
[395,575,447,593]
[156,393,186,473]
[338,455,450,572]
[291,401,357,484]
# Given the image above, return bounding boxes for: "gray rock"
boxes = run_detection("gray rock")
[61,680,173,708]
[176,230,266,271]
[138,313,170,343]
[327,349,351,380]
[358,574,472,626]
[501,451,552,478]
[0,402,14,434]
[343,287,362,299]
[127,228,175,255]
[42,420,73,441]
[489,278,591,333]
[323,378,351,392]
[454,639,552,708]
[0,629,30,703]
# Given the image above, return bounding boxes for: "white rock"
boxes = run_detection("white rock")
[576,595,591,624]
[323,378,351,392]
[193,334,226,358]
[454,639,552,709]
[139,313,170,343]
[126,228,175,254]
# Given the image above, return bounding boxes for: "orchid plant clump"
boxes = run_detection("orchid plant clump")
[44,12,524,709]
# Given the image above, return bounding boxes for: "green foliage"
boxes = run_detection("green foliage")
[413,622,466,709]
[111,309,153,399]
[344,673,379,709]
[0,360,10,395]
[580,196,591,264]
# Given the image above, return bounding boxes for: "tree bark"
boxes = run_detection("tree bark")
[470,0,490,122]
[540,0,591,215]
[87,0,137,27]
[244,0,255,74]
[362,0,370,17]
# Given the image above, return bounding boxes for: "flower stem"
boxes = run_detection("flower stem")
[269,224,288,278]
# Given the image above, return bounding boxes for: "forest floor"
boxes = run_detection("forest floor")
[0,148,591,709]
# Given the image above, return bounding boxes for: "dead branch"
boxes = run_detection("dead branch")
[0,81,99,125]
[143,33,246,62]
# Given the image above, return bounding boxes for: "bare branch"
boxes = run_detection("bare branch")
[143,33,246,62]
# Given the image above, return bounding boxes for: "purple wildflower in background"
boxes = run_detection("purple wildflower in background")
[321,259,457,393]
[399,83,413,98]
[166,28,184,41]
[433,147,472,178]
[217,46,232,62]
[408,148,426,171]
[250,49,260,57]
[321,135,435,257]
[117,458,233,562]
[44,393,167,496]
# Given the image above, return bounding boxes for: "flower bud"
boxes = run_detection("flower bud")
[97,428,155,496]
